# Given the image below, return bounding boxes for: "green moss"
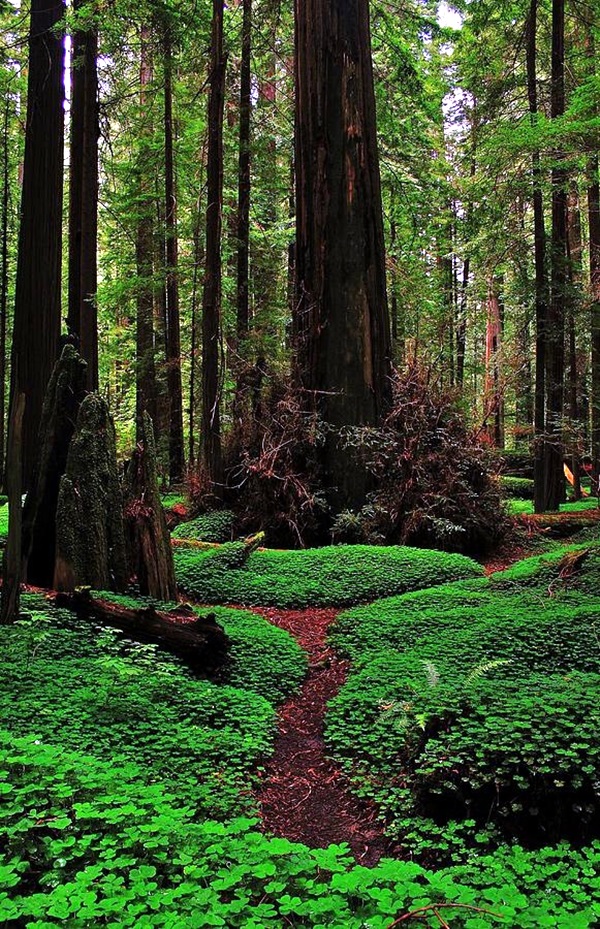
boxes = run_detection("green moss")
[0,503,7,540]
[174,543,483,608]
[499,476,534,498]
[171,510,235,543]
[508,497,600,516]
[161,492,187,509]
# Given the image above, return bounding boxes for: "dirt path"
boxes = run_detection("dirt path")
[253,607,393,866]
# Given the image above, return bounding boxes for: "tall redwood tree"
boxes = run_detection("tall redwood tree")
[293,0,391,504]
[8,0,65,490]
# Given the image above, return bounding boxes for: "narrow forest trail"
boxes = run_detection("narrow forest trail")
[252,607,393,866]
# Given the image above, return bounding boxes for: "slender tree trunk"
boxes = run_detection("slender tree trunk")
[483,279,504,447]
[456,255,469,389]
[163,28,185,483]
[527,0,549,513]
[293,0,391,507]
[136,25,158,434]
[544,0,567,510]
[566,187,582,499]
[8,0,65,491]
[201,0,226,491]
[0,99,10,484]
[236,0,251,344]
[67,0,99,389]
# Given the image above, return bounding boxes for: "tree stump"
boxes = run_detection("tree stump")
[124,413,177,600]
[54,393,128,591]
[22,345,87,587]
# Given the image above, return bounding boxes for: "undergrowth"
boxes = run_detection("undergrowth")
[173,544,483,608]
[327,546,600,862]
[171,511,235,543]
[1,730,599,927]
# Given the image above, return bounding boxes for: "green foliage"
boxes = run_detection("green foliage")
[0,503,7,540]
[1,730,599,928]
[160,493,187,511]
[327,558,600,860]
[174,544,483,608]
[508,498,600,516]
[171,510,235,542]
[0,604,275,819]
[499,476,534,498]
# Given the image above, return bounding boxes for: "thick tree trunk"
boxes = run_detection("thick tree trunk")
[163,29,185,483]
[527,0,549,513]
[22,346,88,587]
[201,0,226,492]
[54,393,128,592]
[67,0,99,389]
[544,0,567,511]
[566,188,582,499]
[0,100,10,484]
[585,21,600,494]
[136,25,158,435]
[293,0,391,507]
[124,412,177,601]
[0,393,25,624]
[8,0,65,491]
[54,589,229,675]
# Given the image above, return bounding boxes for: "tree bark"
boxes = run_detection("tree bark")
[0,393,25,624]
[124,411,177,601]
[293,0,391,507]
[483,279,504,447]
[136,25,158,435]
[54,393,128,592]
[0,99,10,484]
[201,0,226,492]
[544,0,567,511]
[54,589,229,676]
[67,0,99,389]
[527,0,549,513]
[585,19,600,494]
[22,345,88,587]
[8,0,65,491]
[236,0,252,344]
[163,28,185,483]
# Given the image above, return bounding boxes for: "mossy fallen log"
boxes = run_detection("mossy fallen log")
[54,588,229,675]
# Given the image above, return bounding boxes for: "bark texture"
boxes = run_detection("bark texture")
[55,590,229,676]
[9,0,65,490]
[0,393,25,624]
[54,394,128,592]
[22,345,88,587]
[124,412,177,601]
[67,0,99,389]
[293,0,391,505]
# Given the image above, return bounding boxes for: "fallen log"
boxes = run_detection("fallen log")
[54,588,229,676]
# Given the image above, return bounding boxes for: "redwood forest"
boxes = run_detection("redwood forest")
[1,0,600,925]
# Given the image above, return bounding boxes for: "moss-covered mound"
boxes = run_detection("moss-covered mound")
[174,543,483,608]
[327,556,600,861]
[2,730,599,927]
[171,510,235,543]
[499,476,534,498]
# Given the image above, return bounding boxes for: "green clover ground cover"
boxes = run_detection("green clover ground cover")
[2,731,599,927]
[174,543,483,607]
[327,544,600,863]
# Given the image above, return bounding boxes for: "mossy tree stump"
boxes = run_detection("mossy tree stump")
[22,345,87,587]
[124,413,177,601]
[54,393,128,591]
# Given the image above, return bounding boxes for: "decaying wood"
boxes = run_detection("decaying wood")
[124,412,177,600]
[54,392,128,591]
[22,345,87,587]
[0,392,25,624]
[54,588,229,674]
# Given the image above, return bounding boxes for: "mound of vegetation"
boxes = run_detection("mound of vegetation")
[2,730,599,927]
[171,510,235,543]
[508,497,599,516]
[174,544,483,608]
[0,596,305,819]
[327,553,600,861]
[499,476,534,498]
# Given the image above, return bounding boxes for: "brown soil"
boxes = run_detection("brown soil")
[252,607,394,866]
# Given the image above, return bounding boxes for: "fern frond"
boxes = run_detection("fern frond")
[465,658,512,686]
[422,660,440,688]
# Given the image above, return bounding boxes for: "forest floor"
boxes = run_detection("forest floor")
[253,607,395,865]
